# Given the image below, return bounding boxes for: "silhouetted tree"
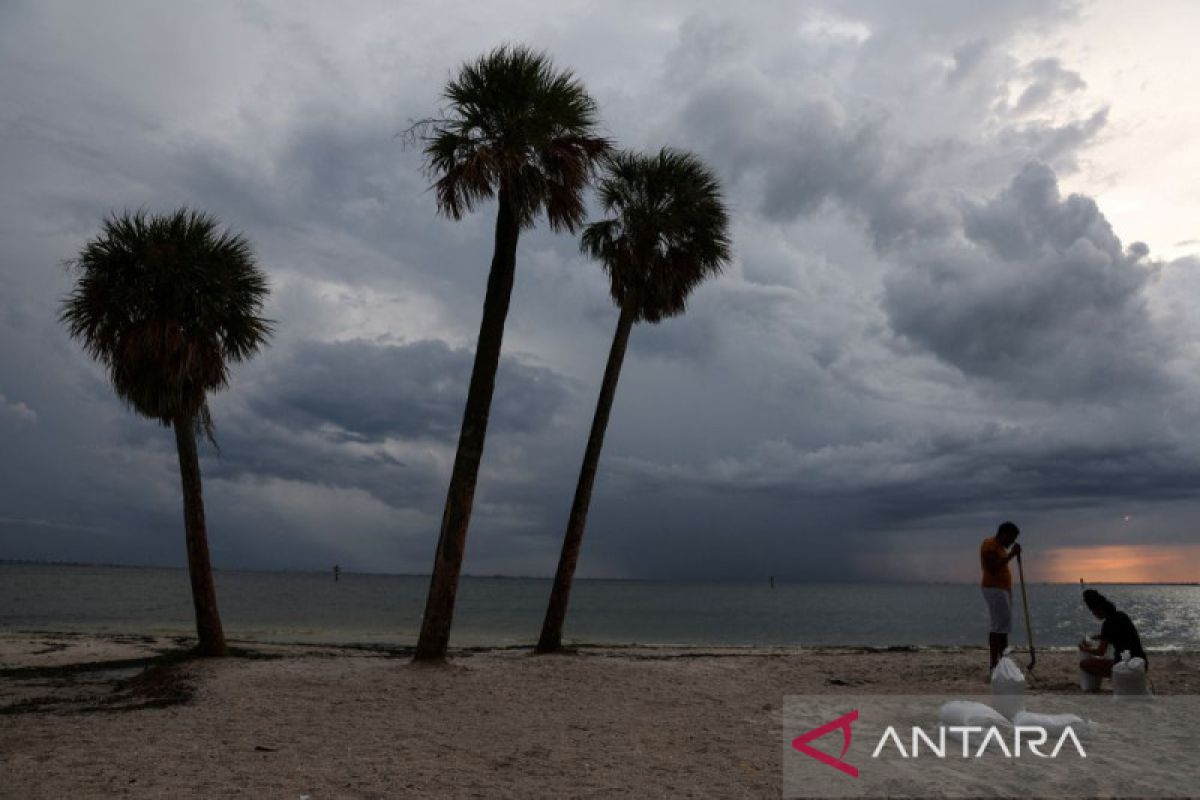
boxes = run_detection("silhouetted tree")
[410,45,610,661]
[536,149,731,653]
[62,209,272,657]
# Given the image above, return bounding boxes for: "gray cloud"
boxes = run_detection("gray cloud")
[1012,57,1086,114]
[618,421,1200,509]
[884,162,1167,399]
[998,106,1109,171]
[2,0,1199,581]
[0,394,37,425]
[947,38,995,85]
[247,338,572,443]
[676,60,957,250]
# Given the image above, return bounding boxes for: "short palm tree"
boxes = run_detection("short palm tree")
[536,148,731,653]
[411,45,610,662]
[62,209,272,657]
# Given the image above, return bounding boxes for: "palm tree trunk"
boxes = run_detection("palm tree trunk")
[536,301,636,654]
[415,188,521,662]
[172,415,227,657]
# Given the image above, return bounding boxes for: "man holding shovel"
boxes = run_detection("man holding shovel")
[981,521,1022,671]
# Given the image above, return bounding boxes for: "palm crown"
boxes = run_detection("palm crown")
[582,148,732,323]
[420,44,611,231]
[61,209,272,437]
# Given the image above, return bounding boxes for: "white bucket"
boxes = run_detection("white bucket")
[1078,646,1101,692]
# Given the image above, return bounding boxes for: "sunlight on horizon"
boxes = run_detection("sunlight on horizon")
[1041,544,1200,584]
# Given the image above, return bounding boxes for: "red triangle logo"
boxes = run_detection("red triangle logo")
[791,709,859,778]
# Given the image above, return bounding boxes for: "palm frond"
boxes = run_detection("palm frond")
[62,208,273,440]
[581,148,732,322]
[412,44,611,230]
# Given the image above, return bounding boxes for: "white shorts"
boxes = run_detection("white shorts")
[982,587,1012,635]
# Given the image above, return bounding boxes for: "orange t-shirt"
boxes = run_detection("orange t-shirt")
[980,537,1012,590]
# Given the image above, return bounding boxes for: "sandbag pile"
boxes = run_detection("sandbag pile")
[934,657,1092,745]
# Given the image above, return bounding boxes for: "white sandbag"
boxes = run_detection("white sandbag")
[1112,652,1150,698]
[1012,710,1092,739]
[939,700,1012,729]
[1078,646,1101,692]
[990,656,1026,719]
[940,701,1012,745]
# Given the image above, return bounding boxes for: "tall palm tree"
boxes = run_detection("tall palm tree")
[62,209,272,657]
[536,149,731,654]
[411,45,610,662]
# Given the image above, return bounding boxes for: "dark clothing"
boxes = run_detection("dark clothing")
[1101,611,1147,666]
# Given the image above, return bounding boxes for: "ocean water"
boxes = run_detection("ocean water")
[1,563,1197,649]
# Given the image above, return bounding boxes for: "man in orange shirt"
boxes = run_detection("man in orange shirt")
[981,521,1021,671]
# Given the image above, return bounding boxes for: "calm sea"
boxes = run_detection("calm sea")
[1,563,1197,649]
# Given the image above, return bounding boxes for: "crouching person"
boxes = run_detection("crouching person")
[1078,589,1148,685]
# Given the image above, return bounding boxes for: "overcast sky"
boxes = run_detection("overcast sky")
[2,0,1198,582]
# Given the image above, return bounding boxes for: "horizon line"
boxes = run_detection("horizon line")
[2,559,1196,586]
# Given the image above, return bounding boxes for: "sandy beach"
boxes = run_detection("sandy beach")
[2,631,1198,798]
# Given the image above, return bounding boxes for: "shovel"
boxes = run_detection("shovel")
[1079,578,1089,641]
[1016,551,1036,671]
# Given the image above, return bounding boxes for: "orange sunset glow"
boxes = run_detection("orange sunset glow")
[1040,544,1200,584]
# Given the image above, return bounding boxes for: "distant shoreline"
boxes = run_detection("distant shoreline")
[3,628,1197,655]
[2,560,1196,585]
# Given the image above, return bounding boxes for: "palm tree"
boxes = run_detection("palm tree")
[535,149,731,654]
[61,209,272,657]
[410,45,610,662]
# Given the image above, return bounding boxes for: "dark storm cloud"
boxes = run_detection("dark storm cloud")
[618,421,1200,509]
[247,338,573,443]
[626,302,721,363]
[175,122,427,241]
[88,336,583,542]
[678,72,956,249]
[2,0,1199,580]
[602,414,1200,582]
[884,162,1166,399]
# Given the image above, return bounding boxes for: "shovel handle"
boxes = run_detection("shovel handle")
[1017,553,1036,670]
